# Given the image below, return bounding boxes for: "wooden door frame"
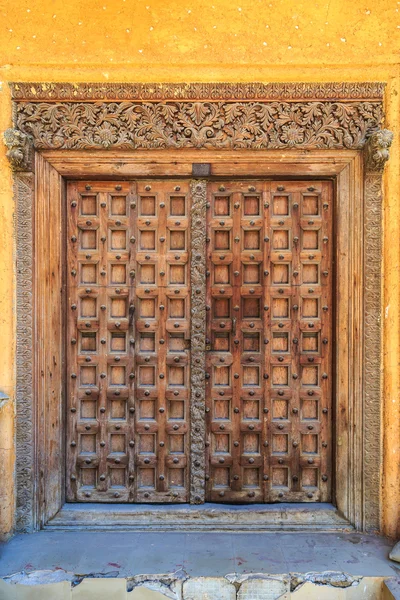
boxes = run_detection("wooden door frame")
[4,82,392,533]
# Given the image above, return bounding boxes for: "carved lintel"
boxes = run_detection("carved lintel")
[3,128,34,172]
[364,129,393,172]
[189,180,207,504]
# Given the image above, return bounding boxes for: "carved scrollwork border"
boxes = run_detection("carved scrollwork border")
[4,82,391,533]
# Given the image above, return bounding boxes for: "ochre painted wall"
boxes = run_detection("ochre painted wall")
[0,0,399,540]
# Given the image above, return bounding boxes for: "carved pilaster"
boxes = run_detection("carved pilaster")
[363,129,393,532]
[3,128,35,532]
[14,172,35,532]
[3,128,34,172]
[189,180,207,504]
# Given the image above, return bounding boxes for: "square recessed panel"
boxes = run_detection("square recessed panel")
[139,264,156,285]
[80,296,97,318]
[81,400,97,419]
[109,365,126,386]
[242,433,259,453]
[301,365,319,386]
[302,264,319,284]
[110,399,126,419]
[168,333,186,352]
[110,195,127,216]
[110,297,127,318]
[272,332,289,353]
[272,366,289,386]
[214,434,230,453]
[242,366,260,386]
[214,264,230,285]
[302,229,319,250]
[302,333,319,353]
[110,264,127,284]
[272,297,289,319]
[169,264,186,285]
[272,263,290,284]
[168,366,186,387]
[301,399,319,420]
[110,230,127,250]
[302,468,318,488]
[302,298,319,318]
[80,229,97,250]
[169,230,186,251]
[213,333,230,352]
[139,366,156,386]
[213,195,231,217]
[139,333,155,352]
[243,195,260,216]
[213,467,230,488]
[80,195,97,216]
[302,194,319,215]
[138,298,156,319]
[272,230,289,249]
[243,468,260,488]
[80,332,97,353]
[242,399,260,419]
[272,434,288,454]
[80,263,97,284]
[139,400,155,420]
[213,366,230,386]
[170,195,186,216]
[273,195,289,216]
[243,263,261,284]
[243,333,260,352]
[272,467,288,488]
[80,365,97,386]
[243,229,260,250]
[302,434,318,454]
[140,195,156,216]
[242,297,260,318]
[214,230,231,250]
[168,298,185,318]
[169,401,185,420]
[140,230,156,251]
[213,297,230,319]
[272,399,289,420]
[110,332,126,353]
[214,399,231,419]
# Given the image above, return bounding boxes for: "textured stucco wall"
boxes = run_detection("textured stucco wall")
[0,0,399,540]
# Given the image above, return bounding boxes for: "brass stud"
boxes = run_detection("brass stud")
[293,202,299,209]
[277,185,285,191]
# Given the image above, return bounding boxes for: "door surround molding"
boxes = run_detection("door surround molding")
[4,81,392,533]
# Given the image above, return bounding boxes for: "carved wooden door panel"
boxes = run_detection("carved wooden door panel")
[66,180,191,502]
[205,180,333,503]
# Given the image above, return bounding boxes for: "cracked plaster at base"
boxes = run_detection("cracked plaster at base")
[0,569,393,600]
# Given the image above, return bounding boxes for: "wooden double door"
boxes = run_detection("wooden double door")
[66,178,333,504]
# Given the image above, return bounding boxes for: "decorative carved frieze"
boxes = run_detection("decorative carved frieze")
[189,180,207,504]
[3,128,34,171]
[13,99,384,151]
[10,81,385,101]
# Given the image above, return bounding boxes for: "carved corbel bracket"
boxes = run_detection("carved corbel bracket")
[364,128,394,172]
[3,128,34,172]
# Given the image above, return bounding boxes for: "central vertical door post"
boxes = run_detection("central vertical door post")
[189,180,207,504]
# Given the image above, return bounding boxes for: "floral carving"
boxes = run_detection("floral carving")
[364,128,393,171]
[4,128,34,171]
[14,100,384,151]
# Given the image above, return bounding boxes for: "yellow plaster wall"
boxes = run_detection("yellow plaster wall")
[0,0,399,540]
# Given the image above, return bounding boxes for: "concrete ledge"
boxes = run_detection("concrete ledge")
[46,502,352,532]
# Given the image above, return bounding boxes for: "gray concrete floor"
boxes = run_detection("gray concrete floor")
[0,532,398,578]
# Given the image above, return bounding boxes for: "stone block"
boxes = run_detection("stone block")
[129,586,174,600]
[237,577,289,599]
[72,577,126,600]
[0,578,71,599]
[183,577,236,600]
